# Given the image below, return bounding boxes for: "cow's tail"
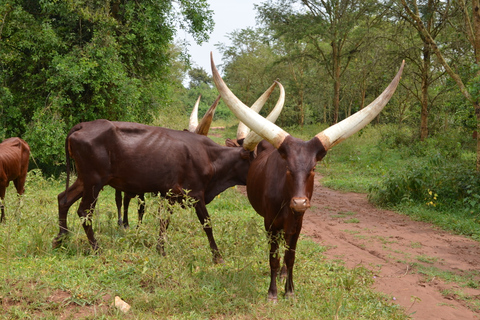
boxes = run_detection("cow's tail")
[65,133,71,193]
[63,124,81,201]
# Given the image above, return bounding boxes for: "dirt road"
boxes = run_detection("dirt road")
[301,178,480,319]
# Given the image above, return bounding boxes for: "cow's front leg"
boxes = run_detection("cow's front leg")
[194,200,224,264]
[267,230,281,302]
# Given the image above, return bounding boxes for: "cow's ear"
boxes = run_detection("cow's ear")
[225,138,241,148]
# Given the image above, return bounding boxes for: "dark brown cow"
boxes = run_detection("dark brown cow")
[115,96,221,228]
[0,137,30,222]
[53,84,284,264]
[212,54,404,300]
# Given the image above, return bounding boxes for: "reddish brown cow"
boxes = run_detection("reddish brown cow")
[0,137,30,222]
[53,85,284,264]
[115,96,221,228]
[212,54,404,301]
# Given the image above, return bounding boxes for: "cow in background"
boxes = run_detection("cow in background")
[0,137,30,222]
[115,95,221,228]
[212,53,404,301]
[53,83,284,264]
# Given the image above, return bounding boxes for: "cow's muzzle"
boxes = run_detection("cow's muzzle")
[290,197,310,213]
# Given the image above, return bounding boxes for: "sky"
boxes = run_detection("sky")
[176,0,263,74]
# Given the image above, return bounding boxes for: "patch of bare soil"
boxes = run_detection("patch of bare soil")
[302,177,480,320]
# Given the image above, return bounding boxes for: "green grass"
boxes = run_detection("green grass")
[0,170,407,319]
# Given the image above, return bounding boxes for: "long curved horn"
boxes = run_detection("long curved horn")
[211,53,290,149]
[243,80,285,150]
[188,95,201,132]
[195,95,221,135]
[237,81,278,140]
[316,60,405,150]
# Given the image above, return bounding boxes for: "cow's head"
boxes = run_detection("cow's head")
[212,53,404,213]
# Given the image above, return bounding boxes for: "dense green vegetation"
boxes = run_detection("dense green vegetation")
[0,0,213,174]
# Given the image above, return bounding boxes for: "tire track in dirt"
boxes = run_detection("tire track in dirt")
[301,178,480,320]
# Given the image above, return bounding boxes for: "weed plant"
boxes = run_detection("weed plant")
[0,169,407,319]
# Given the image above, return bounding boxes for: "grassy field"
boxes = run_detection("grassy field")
[0,164,407,319]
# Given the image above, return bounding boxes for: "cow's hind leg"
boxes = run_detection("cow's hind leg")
[77,184,102,251]
[137,193,146,225]
[115,190,123,227]
[53,180,83,248]
[122,192,138,228]
[0,198,4,223]
[194,201,223,264]
[0,183,6,223]
[0,199,4,223]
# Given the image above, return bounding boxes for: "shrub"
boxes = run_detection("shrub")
[369,156,480,213]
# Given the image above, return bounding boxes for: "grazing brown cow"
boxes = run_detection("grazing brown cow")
[53,84,285,263]
[0,137,30,222]
[212,54,404,301]
[115,96,221,228]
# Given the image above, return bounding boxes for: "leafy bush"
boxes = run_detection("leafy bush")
[369,155,480,213]
[369,124,480,209]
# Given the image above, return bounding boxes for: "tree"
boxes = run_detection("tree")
[257,0,389,123]
[388,0,459,140]
[188,67,212,89]
[398,0,480,168]
[218,28,286,121]
[0,0,213,172]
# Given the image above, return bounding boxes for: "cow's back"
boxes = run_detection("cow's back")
[67,119,216,196]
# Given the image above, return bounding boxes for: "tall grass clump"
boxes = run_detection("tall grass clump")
[368,126,480,239]
[0,169,408,319]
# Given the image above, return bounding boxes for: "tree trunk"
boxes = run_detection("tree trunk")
[473,0,480,170]
[360,77,366,109]
[420,42,430,141]
[332,42,341,124]
[298,90,305,126]
[476,102,480,170]
[324,103,327,123]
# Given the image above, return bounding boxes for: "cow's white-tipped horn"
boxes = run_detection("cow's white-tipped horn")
[315,60,404,150]
[211,53,289,149]
[237,81,278,140]
[195,95,221,136]
[188,95,201,132]
[243,80,285,150]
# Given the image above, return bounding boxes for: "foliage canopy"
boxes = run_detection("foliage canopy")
[0,0,213,172]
